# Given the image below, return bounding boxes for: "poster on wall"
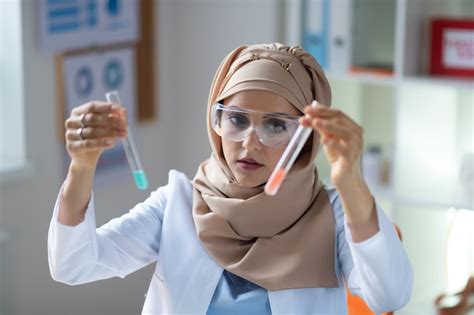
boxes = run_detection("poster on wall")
[61,46,137,180]
[38,0,139,52]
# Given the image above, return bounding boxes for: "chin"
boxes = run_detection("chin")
[234,172,267,188]
[238,179,265,188]
[229,161,270,187]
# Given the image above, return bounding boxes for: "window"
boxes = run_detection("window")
[0,0,27,177]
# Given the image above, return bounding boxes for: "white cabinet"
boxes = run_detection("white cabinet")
[287,0,474,311]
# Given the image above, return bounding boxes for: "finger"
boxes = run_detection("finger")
[299,116,334,144]
[299,116,313,127]
[304,105,343,118]
[304,102,330,111]
[66,138,116,152]
[312,119,353,140]
[299,114,337,127]
[320,127,364,157]
[86,113,127,129]
[303,110,363,137]
[65,112,127,130]
[300,113,358,144]
[82,126,127,140]
[316,118,364,152]
[324,138,351,156]
[66,126,127,141]
[305,107,359,130]
[71,101,125,116]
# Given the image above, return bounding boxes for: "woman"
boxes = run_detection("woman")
[48,43,413,314]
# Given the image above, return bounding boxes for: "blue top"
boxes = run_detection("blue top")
[207,270,271,315]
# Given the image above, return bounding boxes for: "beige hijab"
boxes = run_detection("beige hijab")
[192,43,338,291]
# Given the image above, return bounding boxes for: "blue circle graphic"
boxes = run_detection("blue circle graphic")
[106,0,121,16]
[103,59,123,90]
[75,67,93,98]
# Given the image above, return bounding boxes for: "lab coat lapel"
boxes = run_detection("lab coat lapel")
[158,171,223,314]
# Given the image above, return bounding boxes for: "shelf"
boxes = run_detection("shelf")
[294,0,474,312]
[327,71,396,87]
[402,0,472,77]
[395,198,474,211]
[321,177,394,201]
[403,75,474,90]
[330,73,474,90]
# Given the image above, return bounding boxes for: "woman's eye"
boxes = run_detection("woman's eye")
[264,119,288,134]
[228,114,249,127]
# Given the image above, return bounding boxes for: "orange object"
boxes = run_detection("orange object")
[346,224,402,315]
[264,168,287,195]
[350,66,394,77]
[346,288,393,315]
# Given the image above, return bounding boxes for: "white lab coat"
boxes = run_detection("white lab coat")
[48,170,413,315]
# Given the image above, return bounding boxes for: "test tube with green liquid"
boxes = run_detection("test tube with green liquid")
[105,91,149,190]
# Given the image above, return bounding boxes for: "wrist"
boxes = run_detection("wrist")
[333,169,366,194]
[335,175,375,227]
[69,160,97,174]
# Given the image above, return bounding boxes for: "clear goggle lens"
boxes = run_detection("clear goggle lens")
[210,103,301,148]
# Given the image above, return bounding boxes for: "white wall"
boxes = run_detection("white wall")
[0,0,281,314]
[165,0,281,176]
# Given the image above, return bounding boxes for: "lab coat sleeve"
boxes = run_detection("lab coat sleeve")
[336,195,414,314]
[48,183,168,285]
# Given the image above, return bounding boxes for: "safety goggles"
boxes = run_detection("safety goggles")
[210,103,301,148]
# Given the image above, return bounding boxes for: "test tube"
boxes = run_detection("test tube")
[264,100,319,196]
[105,90,149,190]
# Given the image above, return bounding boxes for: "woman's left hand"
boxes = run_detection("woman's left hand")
[300,104,364,189]
[300,103,379,241]
[300,104,379,241]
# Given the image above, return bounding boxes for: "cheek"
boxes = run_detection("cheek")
[221,138,285,172]
[222,138,239,161]
[266,147,285,169]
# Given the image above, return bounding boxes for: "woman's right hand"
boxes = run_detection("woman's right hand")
[65,101,128,170]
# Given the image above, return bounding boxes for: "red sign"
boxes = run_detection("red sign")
[430,18,474,78]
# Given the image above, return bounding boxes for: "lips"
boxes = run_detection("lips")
[237,157,263,171]
[238,157,262,164]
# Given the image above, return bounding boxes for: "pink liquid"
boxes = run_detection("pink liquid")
[264,168,287,196]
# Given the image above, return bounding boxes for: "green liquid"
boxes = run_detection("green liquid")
[133,170,149,190]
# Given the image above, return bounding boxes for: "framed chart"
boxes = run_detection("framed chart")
[57,44,136,173]
[54,0,156,177]
[55,0,156,140]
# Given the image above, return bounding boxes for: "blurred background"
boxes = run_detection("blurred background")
[0,0,473,314]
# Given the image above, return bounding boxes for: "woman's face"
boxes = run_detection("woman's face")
[221,90,301,187]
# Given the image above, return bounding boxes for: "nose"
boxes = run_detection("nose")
[242,128,263,151]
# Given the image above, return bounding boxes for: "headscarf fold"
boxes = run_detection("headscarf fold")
[192,43,338,290]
